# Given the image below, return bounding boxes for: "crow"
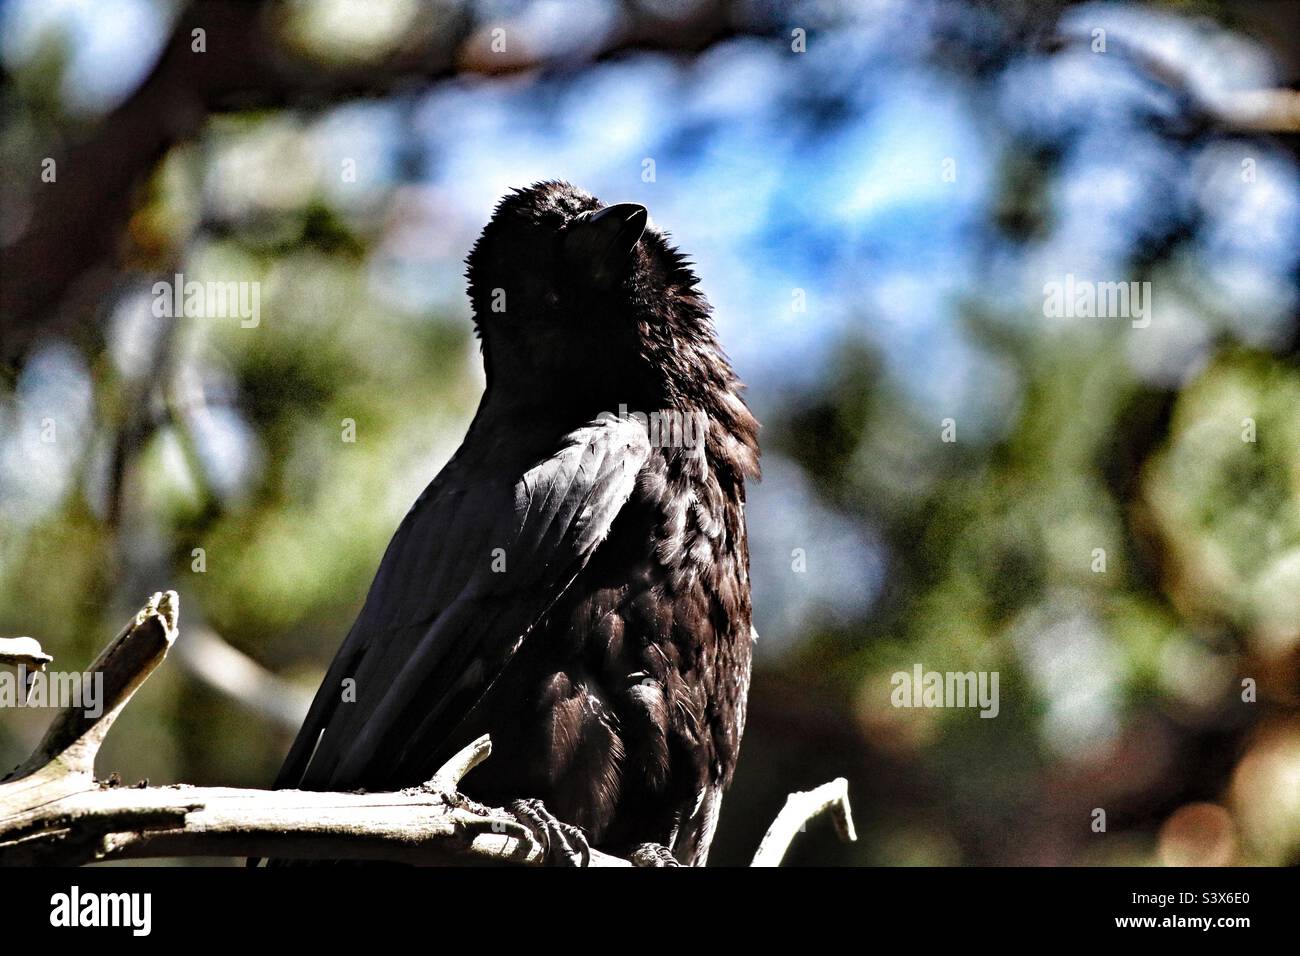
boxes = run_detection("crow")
[269,181,760,866]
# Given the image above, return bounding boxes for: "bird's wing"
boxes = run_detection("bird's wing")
[275,414,651,792]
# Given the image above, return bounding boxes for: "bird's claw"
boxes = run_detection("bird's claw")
[629,842,681,867]
[508,798,591,867]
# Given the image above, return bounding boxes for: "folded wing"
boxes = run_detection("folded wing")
[275,414,651,792]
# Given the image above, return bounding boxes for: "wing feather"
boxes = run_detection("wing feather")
[275,415,650,792]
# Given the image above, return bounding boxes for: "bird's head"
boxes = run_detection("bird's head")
[464,182,756,443]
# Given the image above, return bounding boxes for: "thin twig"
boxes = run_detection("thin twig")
[0,637,52,669]
[750,778,857,867]
[425,734,494,794]
[4,592,178,783]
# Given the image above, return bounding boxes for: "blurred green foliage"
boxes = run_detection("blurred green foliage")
[2,0,1297,867]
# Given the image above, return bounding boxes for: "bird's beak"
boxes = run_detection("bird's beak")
[563,203,648,289]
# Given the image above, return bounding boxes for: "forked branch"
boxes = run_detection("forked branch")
[0,593,853,867]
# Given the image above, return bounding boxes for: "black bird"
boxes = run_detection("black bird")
[271,181,760,866]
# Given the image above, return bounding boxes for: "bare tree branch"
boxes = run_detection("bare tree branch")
[0,595,629,866]
[5,592,177,785]
[750,777,857,867]
[2,735,630,867]
[0,592,854,867]
[0,637,52,670]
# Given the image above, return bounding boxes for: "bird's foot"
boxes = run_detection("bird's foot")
[508,798,590,867]
[629,843,681,867]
